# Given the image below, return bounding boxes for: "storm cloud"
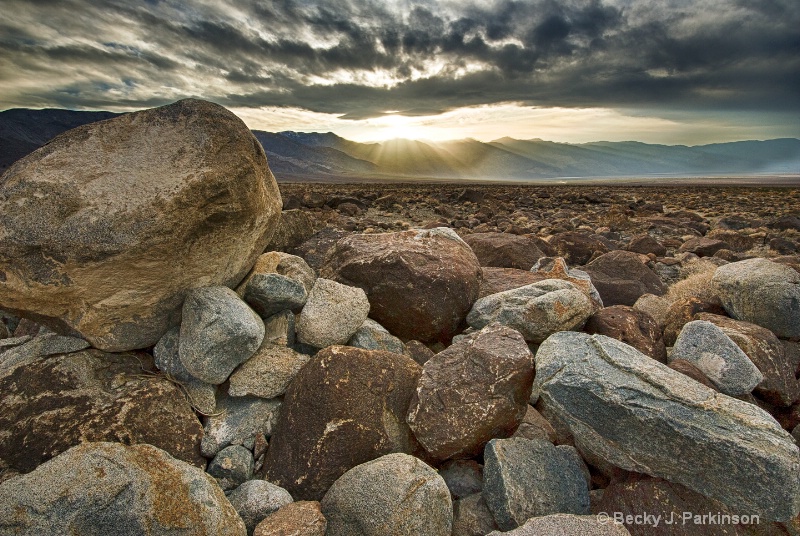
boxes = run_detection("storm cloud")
[1,0,798,121]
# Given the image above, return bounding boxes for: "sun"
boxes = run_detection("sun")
[362,112,433,141]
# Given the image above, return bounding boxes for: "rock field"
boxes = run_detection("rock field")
[1,99,800,535]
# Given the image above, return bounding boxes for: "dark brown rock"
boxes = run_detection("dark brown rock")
[321,228,482,343]
[679,237,729,257]
[289,227,349,272]
[0,349,204,474]
[596,476,778,536]
[404,339,436,365]
[583,250,667,306]
[265,210,317,252]
[548,232,611,266]
[667,359,718,390]
[627,234,667,257]
[511,405,558,444]
[662,297,727,346]
[696,313,800,407]
[584,305,667,362]
[479,268,547,298]
[407,324,534,462]
[254,501,327,536]
[264,346,422,500]
[463,232,550,270]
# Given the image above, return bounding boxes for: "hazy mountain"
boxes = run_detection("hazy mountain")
[2,108,798,180]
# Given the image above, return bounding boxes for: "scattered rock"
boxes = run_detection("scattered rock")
[548,231,610,265]
[483,437,591,531]
[237,252,316,318]
[321,228,482,343]
[0,442,246,535]
[627,234,666,257]
[583,250,667,306]
[585,305,667,362]
[632,294,670,329]
[228,480,294,535]
[535,331,800,521]
[296,278,370,348]
[254,501,327,536]
[679,237,729,257]
[711,258,800,338]
[408,323,534,461]
[208,445,254,491]
[229,343,310,399]
[179,286,265,385]
[511,404,558,444]
[348,318,406,354]
[463,232,550,270]
[670,320,763,396]
[404,339,435,365]
[0,349,205,474]
[264,346,422,500]
[662,296,727,346]
[320,453,452,536]
[0,99,281,352]
[467,280,593,343]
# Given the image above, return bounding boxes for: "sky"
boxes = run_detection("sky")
[1,0,798,144]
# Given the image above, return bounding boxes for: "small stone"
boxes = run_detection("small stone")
[207,445,253,491]
[404,339,435,365]
[201,395,281,458]
[452,493,499,536]
[254,501,327,536]
[679,237,728,257]
[439,460,484,500]
[467,279,593,343]
[671,320,763,396]
[348,318,406,354]
[584,305,666,362]
[154,326,217,414]
[321,453,453,536]
[511,405,558,444]
[228,479,293,535]
[179,286,265,385]
[296,278,370,348]
[262,310,296,347]
[229,344,310,399]
[583,250,667,306]
[483,437,590,531]
[243,274,308,319]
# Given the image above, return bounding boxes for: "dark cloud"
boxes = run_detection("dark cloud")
[0,0,799,124]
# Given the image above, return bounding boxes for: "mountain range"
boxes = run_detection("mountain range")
[2,108,799,180]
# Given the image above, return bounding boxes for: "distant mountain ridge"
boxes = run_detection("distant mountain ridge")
[2,108,798,180]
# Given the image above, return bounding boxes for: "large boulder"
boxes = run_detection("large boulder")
[407,324,534,461]
[711,258,800,338]
[321,228,482,343]
[320,453,452,536]
[466,279,593,343]
[264,346,422,500]
[0,349,204,475]
[0,442,246,535]
[463,232,550,270]
[535,332,800,521]
[487,514,630,536]
[583,251,667,306]
[0,99,282,351]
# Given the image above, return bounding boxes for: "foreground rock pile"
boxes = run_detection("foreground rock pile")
[1,100,800,535]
